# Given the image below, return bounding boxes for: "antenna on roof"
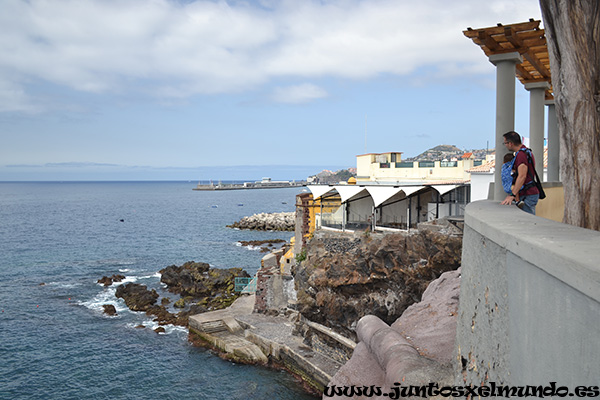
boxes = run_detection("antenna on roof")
[364,114,367,153]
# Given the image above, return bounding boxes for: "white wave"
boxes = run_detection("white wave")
[126,320,188,335]
[246,245,262,251]
[46,281,80,289]
[235,242,243,247]
[79,287,128,315]
[136,272,161,280]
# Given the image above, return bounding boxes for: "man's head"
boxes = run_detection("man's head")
[503,131,522,151]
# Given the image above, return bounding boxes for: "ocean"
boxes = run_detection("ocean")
[0,181,317,400]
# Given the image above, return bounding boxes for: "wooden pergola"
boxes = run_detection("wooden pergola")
[464,19,553,100]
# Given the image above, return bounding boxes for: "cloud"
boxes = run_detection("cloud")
[0,0,542,112]
[270,83,328,104]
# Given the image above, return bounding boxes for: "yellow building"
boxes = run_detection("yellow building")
[356,152,481,183]
[294,190,343,255]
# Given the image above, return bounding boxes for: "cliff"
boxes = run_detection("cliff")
[293,229,462,340]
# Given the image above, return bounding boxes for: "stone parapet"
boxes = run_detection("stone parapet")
[456,200,600,387]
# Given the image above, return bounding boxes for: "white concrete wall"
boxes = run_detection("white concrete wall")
[470,172,494,201]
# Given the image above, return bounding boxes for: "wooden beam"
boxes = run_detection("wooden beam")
[516,64,536,81]
[463,20,540,38]
[523,52,552,78]
[478,31,502,51]
[504,27,524,49]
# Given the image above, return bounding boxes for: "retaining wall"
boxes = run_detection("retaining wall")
[455,200,600,387]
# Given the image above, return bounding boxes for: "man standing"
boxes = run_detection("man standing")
[500,131,540,214]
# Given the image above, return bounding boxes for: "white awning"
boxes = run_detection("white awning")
[431,185,459,196]
[400,186,426,197]
[335,186,368,203]
[366,187,403,207]
[307,185,336,200]
[366,186,426,207]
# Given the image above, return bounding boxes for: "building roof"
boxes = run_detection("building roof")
[467,160,495,173]
[462,152,473,159]
[464,19,552,100]
[422,179,471,185]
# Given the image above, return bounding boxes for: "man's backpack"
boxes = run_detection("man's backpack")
[514,148,546,200]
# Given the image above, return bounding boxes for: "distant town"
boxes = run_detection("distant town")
[310,144,492,184]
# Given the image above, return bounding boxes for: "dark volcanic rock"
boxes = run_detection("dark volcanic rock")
[159,261,250,309]
[115,283,159,311]
[293,230,462,340]
[98,274,126,286]
[238,239,286,247]
[102,304,117,316]
[107,261,250,328]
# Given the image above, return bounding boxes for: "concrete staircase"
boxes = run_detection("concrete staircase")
[188,299,269,364]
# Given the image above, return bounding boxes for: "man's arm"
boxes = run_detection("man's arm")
[500,163,528,205]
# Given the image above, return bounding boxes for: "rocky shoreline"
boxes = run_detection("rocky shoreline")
[237,239,287,252]
[227,212,295,231]
[183,226,463,397]
[99,261,250,332]
[99,223,463,397]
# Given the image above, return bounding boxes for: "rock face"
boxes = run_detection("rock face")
[293,230,462,340]
[325,268,461,399]
[227,212,295,231]
[115,283,159,311]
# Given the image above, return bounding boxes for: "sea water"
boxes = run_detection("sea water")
[0,181,316,400]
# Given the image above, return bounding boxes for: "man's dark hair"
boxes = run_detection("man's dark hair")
[503,131,522,145]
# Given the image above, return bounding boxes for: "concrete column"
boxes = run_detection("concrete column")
[545,100,559,182]
[489,52,523,200]
[525,82,551,179]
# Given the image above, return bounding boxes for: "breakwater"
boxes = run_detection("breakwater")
[227,212,295,231]
[193,181,306,191]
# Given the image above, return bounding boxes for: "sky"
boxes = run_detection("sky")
[0,0,544,181]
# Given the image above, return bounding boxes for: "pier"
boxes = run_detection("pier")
[193,178,306,191]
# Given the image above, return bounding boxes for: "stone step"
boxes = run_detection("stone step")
[199,320,227,333]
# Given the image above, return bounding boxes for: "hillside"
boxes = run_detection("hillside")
[309,168,357,184]
[405,144,491,161]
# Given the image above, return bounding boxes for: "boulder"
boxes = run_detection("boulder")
[102,304,117,316]
[98,274,126,286]
[115,283,159,311]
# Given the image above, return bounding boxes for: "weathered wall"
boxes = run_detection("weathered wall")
[456,200,600,387]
